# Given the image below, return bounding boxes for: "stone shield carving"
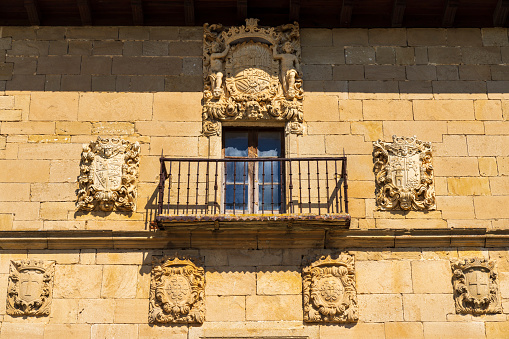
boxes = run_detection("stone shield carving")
[149,256,205,324]
[7,259,55,316]
[302,253,358,323]
[77,137,140,212]
[373,135,436,211]
[451,258,502,315]
[203,18,303,136]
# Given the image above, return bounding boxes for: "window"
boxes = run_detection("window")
[223,128,284,214]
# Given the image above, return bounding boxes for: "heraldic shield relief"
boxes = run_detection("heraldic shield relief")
[302,253,358,323]
[373,135,436,211]
[77,137,140,212]
[7,259,55,316]
[202,18,304,136]
[149,256,205,324]
[451,258,502,315]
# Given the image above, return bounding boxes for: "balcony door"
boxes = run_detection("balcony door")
[223,129,284,214]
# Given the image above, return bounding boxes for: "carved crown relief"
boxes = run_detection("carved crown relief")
[373,135,436,211]
[7,259,55,316]
[302,253,358,323]
[451,258,502,315]
[149,256,205,324]
[77,137,140,212]
[203,18,303,136]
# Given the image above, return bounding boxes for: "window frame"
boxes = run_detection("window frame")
[222,127,285,214]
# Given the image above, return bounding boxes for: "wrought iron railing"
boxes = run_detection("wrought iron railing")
[155,157,348,218]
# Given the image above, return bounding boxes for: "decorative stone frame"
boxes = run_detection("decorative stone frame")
[373,135,436,211]
[149,255,205,324]
[202,18,303,136]
[302,253,358,323]
[77,136,140,212]
[7,259,55,316]
[451,258,502,315]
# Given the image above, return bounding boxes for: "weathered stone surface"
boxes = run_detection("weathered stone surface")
[384,322,424,339]
[0,323,44,338]
[114,299,149,324]
[91,324,137,338]
[53,265,102,299]
[320,323,385,339]
[139,324,188,339]
[100,265,138,299]
[77,299,114,324]
[356,260,412,293]
[412,260,453,293]
[403,294,455,321]
[257,268,301,295]
[206,269,256,296]
[486,321,509,339]
[447,177,491,196]
[78,93,153,121]
[205,296,245,322]
[358,294,404,322]
[423,322,485,339]
[246,295,302,321]
[49,299,79,324]
[474,196,509,219]
[44,324,90,339]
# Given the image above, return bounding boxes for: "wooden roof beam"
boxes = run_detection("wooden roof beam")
[184,0,195,26]
[340,0,354,27]
[442,0,459,27]
[24,0,40,26]
[290,0,300,22]
[77,0,92,26]
[391,0,406,27]
[493,0,509,27]
[131,0,144,26]
[238,0,248,22]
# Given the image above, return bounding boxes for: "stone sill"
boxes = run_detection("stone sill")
[153,213,351,230]
[0,228,507,250]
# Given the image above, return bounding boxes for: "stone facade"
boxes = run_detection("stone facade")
[0,26,509,338]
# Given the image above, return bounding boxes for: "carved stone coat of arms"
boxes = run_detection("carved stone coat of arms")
[202,18,304,136]
[149,256,205,324]
[302,253,358,323]
[7,259,55,316]
[451,258,502,315]
[373,135,436,211]
[77,137,140,212]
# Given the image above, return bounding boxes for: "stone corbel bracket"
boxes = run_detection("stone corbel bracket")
[451,258,502,315]
[373,135,436,211]
[149,255,205,324]
[76,136,140,212]
[7,259,55,316]
[202,18,304,136]
[302,253,358,323]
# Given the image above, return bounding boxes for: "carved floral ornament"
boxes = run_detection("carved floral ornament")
[373,135,436,211]
[77,137,140,212]
[149,256,205,324]
[302,253,358,323]
[451,258,502,315]
[202,18,304,136]
[7,259,55,316]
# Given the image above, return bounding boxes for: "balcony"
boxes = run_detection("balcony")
[154,157,350,230]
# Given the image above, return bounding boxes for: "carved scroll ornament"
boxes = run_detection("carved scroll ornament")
[149,256,205,324]
[77,137,140,212]
[7,259,55,316]
[203,18,304,136]
[451,258,502,315]
[303,253,358,323]
[373,135,436,211]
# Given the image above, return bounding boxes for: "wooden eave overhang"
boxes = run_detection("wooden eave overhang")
[0,0,507,28]
[0,228,507,250]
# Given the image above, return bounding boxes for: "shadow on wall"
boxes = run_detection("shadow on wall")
[0,26,508,93]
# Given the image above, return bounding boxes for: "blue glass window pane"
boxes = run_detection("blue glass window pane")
[258,161,280,183]
[225,161,248,183]
[224,132,248,157]
[258,184,281,211]
[225,184,248,211]
[258,131,281,157]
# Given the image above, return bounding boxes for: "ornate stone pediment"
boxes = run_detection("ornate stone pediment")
[202,18,303,136]
[302,253,358,323]
[77,137,140,212]
[451,258,502,315]
[7,259,55,316]
[149,255,205,324]
[373,135,436,211]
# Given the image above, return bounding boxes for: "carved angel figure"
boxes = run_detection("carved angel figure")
[209,42,230,97]
[272,42,301,98]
